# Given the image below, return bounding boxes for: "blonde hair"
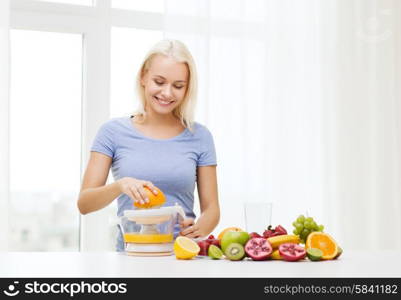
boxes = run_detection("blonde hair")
[134,39,198,131]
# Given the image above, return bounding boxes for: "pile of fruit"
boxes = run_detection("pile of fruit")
[173,215,343,262]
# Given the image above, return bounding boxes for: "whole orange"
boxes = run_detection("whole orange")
[217,227,244,240]
[133,186,166,209]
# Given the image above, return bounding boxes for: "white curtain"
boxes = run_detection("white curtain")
[163,0,401,250]
[321,0,401,251]
[0,0,10,251]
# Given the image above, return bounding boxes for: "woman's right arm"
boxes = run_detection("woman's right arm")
[77,152,120,214]
[77,152,158,214]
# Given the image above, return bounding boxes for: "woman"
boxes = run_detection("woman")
[77,39,220,251]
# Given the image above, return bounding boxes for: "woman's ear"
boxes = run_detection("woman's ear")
[140,69,147,86]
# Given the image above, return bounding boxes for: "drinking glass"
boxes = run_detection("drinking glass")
[243,202,273,233]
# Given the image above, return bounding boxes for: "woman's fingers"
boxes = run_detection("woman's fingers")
[186,232,201,239]
[179,218,195,228]
[119,178,159,204]
[181,227,201,239]
[144,181,158,195]
[179,218,203,238]
[180,228,193,236]
[180,224,197,236]
[129,185,144,204]
[137,186,149,204]
[124,187,137,204]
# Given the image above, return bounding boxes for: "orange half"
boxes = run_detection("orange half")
[306,232,338,260]
[133,186,166,209]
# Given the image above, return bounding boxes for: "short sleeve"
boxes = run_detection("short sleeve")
[197,125,217,167]
[90,121,115,158]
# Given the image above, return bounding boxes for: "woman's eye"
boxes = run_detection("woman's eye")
[174,86,184,89]
[154,80,164,85]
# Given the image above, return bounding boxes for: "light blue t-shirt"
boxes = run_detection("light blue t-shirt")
[90,116,217,251]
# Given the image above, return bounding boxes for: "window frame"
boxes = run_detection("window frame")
[9,0,168,252]
[9,0,264,251]
[10,0,138,251]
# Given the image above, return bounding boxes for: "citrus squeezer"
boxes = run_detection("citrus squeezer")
[120,203,186,256]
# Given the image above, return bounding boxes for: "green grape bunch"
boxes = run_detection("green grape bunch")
[292,215,324,244]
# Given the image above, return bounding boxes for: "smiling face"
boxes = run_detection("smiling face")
[140,54,189,117]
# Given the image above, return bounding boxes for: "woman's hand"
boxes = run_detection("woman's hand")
[178,166,220,239]
[117,177,158,205]
[179,218,207,239]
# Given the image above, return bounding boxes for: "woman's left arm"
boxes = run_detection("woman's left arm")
[179,165,220,238]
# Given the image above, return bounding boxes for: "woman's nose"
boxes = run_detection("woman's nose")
[161,84,173,98]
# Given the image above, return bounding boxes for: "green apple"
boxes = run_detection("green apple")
[221,231,250,253]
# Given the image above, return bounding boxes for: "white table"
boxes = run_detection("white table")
[0,251,400,278]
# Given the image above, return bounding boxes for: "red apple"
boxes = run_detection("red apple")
[197,240,209,256]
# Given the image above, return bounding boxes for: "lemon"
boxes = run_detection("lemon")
[174,236,200,260]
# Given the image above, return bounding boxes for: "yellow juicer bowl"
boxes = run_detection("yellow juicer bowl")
[120,204,185,256]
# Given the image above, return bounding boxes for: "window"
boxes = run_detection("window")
[210,0,267,22]
[112,0,164,13]
[10,0,268,252]
[36,0,94,6]
[110,27,163,118]
[9,29,82,251]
